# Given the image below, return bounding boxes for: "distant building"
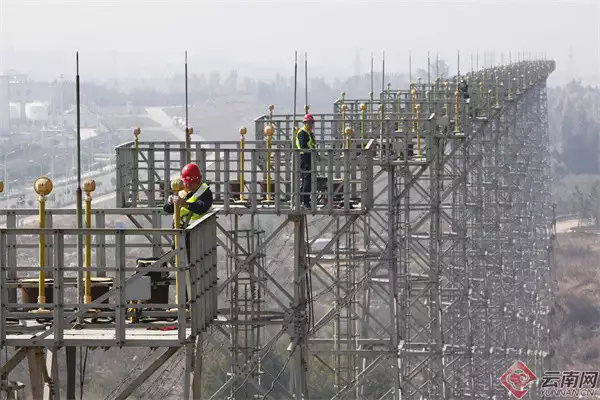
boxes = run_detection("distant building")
[4,71,71,128]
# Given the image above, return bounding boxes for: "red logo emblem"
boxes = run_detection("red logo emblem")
[500,361,537,399]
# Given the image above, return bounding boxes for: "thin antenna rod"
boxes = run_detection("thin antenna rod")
[381,50,385,94]
[292,51,298,198]
[185,51,190,163]
[75,51,84,315]
[436,53,439,78]
[185,51,188,131]
[369,52,374,114]
[293,51,298,133]
[471,54,474,75]
[457,50,460,81]
[304,52,308,112]
[370,52,374,105]
[409,50,412,84]
[428,51,431,86]
[370,53,374,93]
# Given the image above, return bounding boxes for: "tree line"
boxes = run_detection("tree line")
[549,80,600,221]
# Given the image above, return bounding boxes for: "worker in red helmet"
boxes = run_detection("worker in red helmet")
[163,163,213,228]
[295,113,317,208]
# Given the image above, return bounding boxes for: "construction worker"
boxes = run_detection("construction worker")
[296,113,317,208]
[163,163,213,228]
[459,79,470,100]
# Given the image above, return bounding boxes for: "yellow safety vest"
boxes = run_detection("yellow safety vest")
[178,183,210,227]
[295,127,316,154]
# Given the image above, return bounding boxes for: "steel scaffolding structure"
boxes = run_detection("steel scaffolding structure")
[0,59,555,400]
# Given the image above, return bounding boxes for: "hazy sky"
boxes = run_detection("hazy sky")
[0,0,598,85]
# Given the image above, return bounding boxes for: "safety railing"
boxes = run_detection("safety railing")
[116,141,220,209]
[0,211,218,347]
[115,140,375,214]
[0,208,171,286]
[254,113,372,143]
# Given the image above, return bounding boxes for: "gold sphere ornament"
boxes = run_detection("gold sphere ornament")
[186,127,194,136]
[171,178,185,192]
[83,179,96,194]
[264,125,275,137]
[359,103,367,111]
[133,127,141,137]
[342,104,348,112]
[239,127,247,136]
[34,177,53,196]
[415,104,421,111]
[268,104,274,111]
[344,126,353,136]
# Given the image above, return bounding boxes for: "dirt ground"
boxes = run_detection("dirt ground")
[551,231,600,372]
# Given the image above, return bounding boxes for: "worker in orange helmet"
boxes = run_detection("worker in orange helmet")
[163,163,213,228]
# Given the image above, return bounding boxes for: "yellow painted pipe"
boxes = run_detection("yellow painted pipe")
[171,178,185,304]
[83,179,96,304]
[38,195,46,304]
[454,90,460,133]
[341,103,347,138]
[410,86,417,133]
[495,75,500,106]
[479,80,484,102]
[444,81,450,118]
[174,203,180,303]
[396,91,401,130]
[133,127,141,202]
[416,104,422,159]
[33,177,53,307]
[344,126,353,150]
[264,125,274,201]
[360,103,366,149]
[239,127,246,201]
[340,92,346,143]
[133,128,140,150]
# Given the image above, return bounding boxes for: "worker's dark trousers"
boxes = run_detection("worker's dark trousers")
[300,156,312,207]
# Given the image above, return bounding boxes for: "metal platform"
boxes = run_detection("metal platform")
[116,139,375,213]
[0,212,219,349]
[0,59,557,400]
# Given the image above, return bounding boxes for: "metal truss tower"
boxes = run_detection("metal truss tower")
[0,59,555,400]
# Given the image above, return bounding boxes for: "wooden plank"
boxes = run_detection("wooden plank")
[26,349,44,400]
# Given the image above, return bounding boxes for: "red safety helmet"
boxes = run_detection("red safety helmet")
[181,163,202,184]
[303,113,314,123]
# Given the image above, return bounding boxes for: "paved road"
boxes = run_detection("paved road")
[15,191,118,227]
[556,218,593,233]
[145,107,206,142]
[1,108,184,210]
